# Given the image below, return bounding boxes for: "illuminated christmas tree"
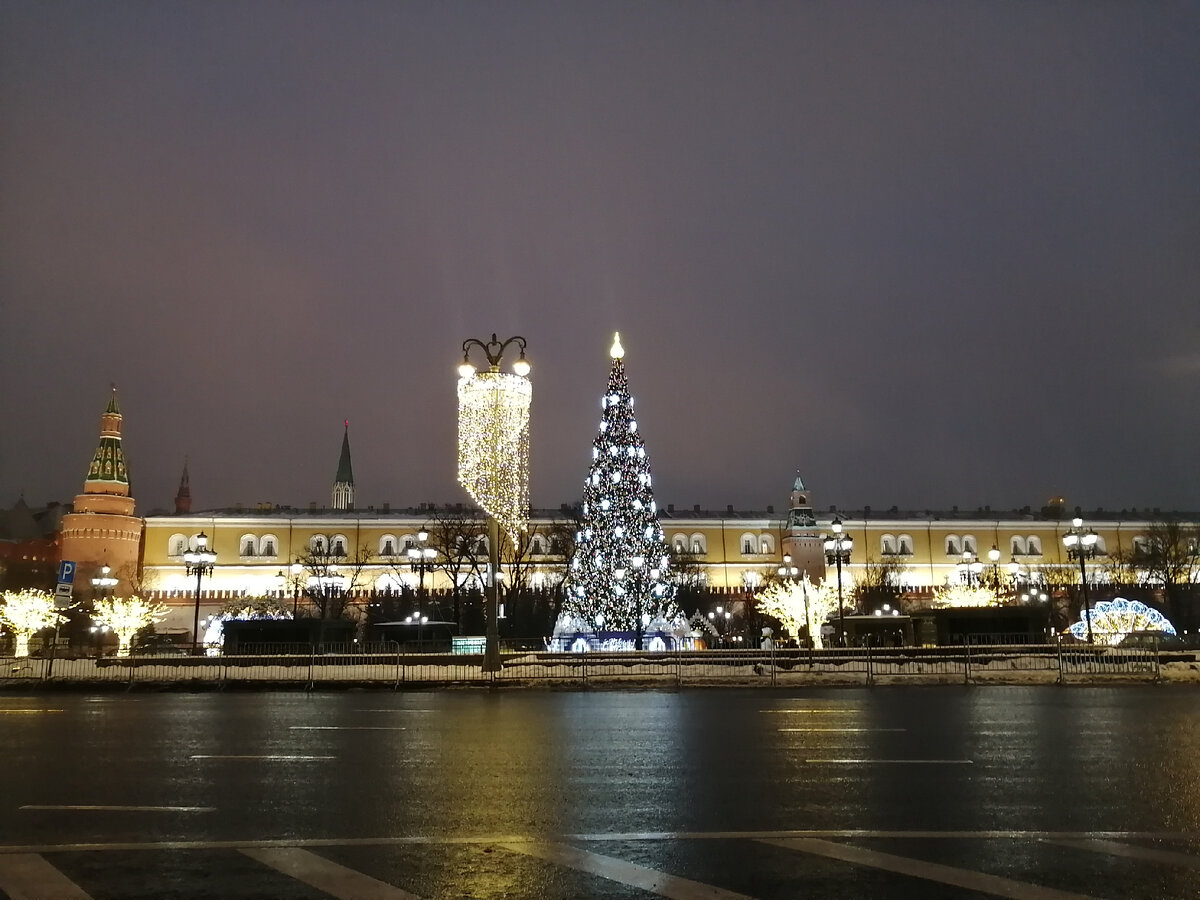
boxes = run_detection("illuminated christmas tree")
[558,334,679,649]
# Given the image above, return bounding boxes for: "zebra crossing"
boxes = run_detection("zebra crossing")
[1,830,1197,899]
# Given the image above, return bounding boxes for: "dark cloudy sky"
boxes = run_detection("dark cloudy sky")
[2,1,1197,516]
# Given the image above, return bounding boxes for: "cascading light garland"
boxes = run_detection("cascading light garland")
[560,333,678,632]
[457,370,531,541]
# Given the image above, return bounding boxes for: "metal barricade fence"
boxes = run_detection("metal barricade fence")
[1058,637,1160,680]
[0,640,1169,687]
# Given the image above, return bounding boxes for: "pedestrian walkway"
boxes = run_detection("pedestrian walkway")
[1,829,1197,899]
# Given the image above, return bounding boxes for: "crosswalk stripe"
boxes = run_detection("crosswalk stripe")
[241,847,422,900]
[1048,838,1200,870]
[761,838,1098,900]
[499,840,756,900]
[0,853,93,900]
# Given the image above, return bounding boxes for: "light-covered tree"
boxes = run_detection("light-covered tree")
[0,589,67,657]
[92,596,169,657]
[756,576,839,648]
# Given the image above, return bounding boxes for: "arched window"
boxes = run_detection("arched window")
[240,534,258,557]
[897,534,914,556]
[330,534,348,557]
[379,535,397,557]
[672,534,687,553]
[880,534,897,556]
[549,536,565,555]
[759,534,775,555]
[1093,535,1107,554]
[260,535,278,558]
[475,535,488,555]
[309,534,328,554]
[962,535,977,555]
[690,534,707,554]
[168,533,187,557]
[1025,536,1042,556]
[740,533,756,555]
[1011,536,1028,556]
[402,534,418,552]
[945,535,960,556]
[530,535,547,556]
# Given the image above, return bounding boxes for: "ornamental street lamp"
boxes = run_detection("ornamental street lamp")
[457,333,532,673]
[276,562,305,617]
[1063,516,1099,643]
[957,550,984,586]
[91,564,117,597]
[987,544,1002,592]
[823,518,853,646]
[407,527,438,628]
[183,532,216,651]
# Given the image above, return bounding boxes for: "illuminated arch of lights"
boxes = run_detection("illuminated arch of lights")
[1068,597,1176,645]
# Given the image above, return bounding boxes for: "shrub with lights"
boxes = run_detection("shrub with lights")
[0,589,67,657]
[553,334,682,650]
[202,597,293,654]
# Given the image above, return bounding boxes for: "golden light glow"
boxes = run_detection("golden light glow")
[457,370,531,541]
[610,332,625,359]
[931,584,1000,609]
[0,589,67,658]
[92,596,169,657]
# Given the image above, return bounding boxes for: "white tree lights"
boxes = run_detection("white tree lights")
[556,334,679,649]
[755,576,840,649]
[0,589,67,657]
[92,596,168,657]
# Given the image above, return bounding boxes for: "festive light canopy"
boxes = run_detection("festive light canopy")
[457,370,531,541]
[560,334,678,632]
[1068,598,1177,646]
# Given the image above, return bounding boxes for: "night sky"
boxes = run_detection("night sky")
[2,2,1197,516]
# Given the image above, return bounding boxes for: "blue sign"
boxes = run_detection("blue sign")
[57,560,76,584]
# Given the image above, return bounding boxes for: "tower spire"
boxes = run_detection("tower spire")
[332,420,355,510]
[174,457,192,514]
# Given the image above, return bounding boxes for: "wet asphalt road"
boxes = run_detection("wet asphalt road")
[1,686,1199,899]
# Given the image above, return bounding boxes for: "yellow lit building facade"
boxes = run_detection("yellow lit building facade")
[139,499,1191,634]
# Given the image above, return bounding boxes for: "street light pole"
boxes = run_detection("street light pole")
[183,532,216,651]
[1063,516,1099,643]
[458,333,531,674]
[824,517,853,646]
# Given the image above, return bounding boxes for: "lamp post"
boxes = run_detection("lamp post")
[987,544,1002,592]
[956,549,984,586]
[823,517,853,646]
[183,532,216,651]
[1063,516,1099,643]
[458,333,531,673]
[407,527,437,637]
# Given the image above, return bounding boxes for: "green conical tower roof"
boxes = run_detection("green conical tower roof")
[336,421,354,485]
[85,387,129,491]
